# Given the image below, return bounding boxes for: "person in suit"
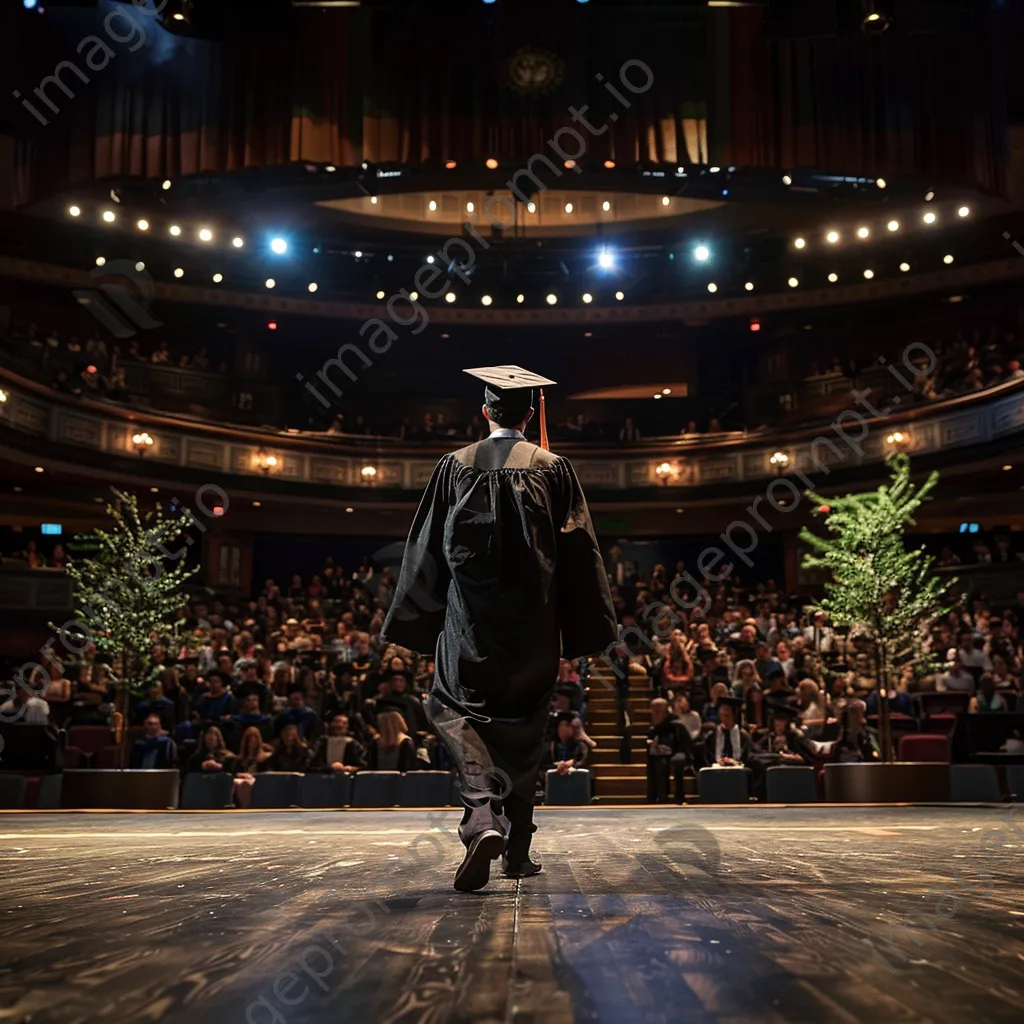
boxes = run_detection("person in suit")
[703,696,752,767]
[129,713,178,769]
[646,698,694,803]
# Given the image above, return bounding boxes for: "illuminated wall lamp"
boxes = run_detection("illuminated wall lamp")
[131,431,154,455]
[255,448,279,475]
[769,451,790,474]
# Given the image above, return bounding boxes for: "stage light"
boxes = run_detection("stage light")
[887,220,900,232]
[876,178,887,189]
[1003,464,1012,471]
[943,254,954,264]
[794,237,806,249]
[428,200,437,211]
[564,203,574,214]
[169,225,181,236]
[136,219,149,231]
[862,4,890,33]
[445,160,457,170]
[308,282,319,292]
[173,267,183,278]
[863,269,875,279]
[923,211,937,224]
[24,1,38,10]
[564,160,576,170]
[602,200,611,212]
[427,255,435,264]
[466,201,474,213]
[826,230,839,244]
[446,292,456,303]
[481,294,492,306]
[662,196,670,206]
[326,165,336,172]
[694,245,709,262]
[546,293,558,305]
[615,291,624,301]
[856,226,869,239]
[232,236,244,248]
[102,210,115,223]
[267,321,277,331]
[265,278,276,289]
[95,256,106,267]
[900,262,910,272]
[516,294,524,303]
[409,292,418,301]
[252,501,261,508]
[782,174,792,185]
[604,160,615,169]
[486,158,498,169]
[788,277,799,288]
[34,466,44,473]
[370,196,378,204]
[828,272,838,283]
[161,179,171,190]
[706,282,717,293]
[958,206,970,218]
[582,293,593,303]
[597,248,615,270]
[345,507,354,513]
[925,190,935,201]
[744,281,754,291]
[527,202,537,213]
[198,228,213,242]
[212,273,223,283]
[69,205,81,217]
[134,261,145,272]
[376,290,385,300]
[270,237,288,254]
[750,320,760,332]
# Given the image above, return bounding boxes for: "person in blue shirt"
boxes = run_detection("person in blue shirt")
[230,692,273,747]
[273,690,321,743]
[193,671,234,725]
[133,682,175,728]
[130,713,178,769]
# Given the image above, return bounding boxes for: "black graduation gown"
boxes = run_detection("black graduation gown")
[382,435,616,797]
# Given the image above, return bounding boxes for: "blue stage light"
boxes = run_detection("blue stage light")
[270,237,288,255]
[597,248,615,270]
[24,0,38,9]
[694,244,710,262]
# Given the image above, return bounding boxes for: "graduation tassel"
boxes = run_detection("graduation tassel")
[538,388,550,451]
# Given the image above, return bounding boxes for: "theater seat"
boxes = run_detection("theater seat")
[250,772,303,808]
[95,746,122,769]
[766,766,819,803]
[350,771,403,807]
[1008,765,1024,802]
[698,767,751,804]
[949,764,1001,803]
[401,771,454,807]
[544,769,591,805]
[299,772,353,808]
[37,774,63,809]
[67,725,114,756]
[898,734,951,762]
[0,774,28,809]
[180,772,236,809]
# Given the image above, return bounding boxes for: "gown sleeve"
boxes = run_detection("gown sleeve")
[381,455,454,654]
[552,456,618,659]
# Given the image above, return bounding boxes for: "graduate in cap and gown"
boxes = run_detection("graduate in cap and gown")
[383,365,616,892]
[750,701,815,799]
[703,695,753,767]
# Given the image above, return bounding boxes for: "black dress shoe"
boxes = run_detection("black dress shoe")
[501,855,543,879]
[453,829,504,892]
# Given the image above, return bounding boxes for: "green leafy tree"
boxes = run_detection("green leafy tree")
[56,489,199,767]
[799,454,954,761]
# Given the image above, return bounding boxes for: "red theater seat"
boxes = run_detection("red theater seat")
[67,725,115,756]
[898,733,951,763]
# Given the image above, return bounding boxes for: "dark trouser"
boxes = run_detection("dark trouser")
[427,696,539,865]
[646,754,688,804]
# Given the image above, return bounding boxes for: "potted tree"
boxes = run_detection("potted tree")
[799,455,956,802]
[56,489,198,809]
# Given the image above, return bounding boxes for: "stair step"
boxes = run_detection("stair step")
[586,764,646,778]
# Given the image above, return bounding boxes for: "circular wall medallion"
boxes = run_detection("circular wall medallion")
[504,48,565,96]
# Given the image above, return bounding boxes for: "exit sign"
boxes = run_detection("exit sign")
[41,523,62,535]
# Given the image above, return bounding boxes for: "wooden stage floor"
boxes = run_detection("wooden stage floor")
[0,806,1021,1024]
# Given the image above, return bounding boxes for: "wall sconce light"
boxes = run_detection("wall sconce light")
[0,388,7,404]
[885,431,908,453]
[131,431,154,455]
[255,448,279,475]
[655,462,673,486]
[361,465,378,481]
[769,451,790,474]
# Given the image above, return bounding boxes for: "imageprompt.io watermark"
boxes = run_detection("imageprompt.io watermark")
[72,259,162,339]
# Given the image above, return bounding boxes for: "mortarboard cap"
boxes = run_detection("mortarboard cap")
[716,695,744,711]
[767,701,799,720]
[465,365,556,446]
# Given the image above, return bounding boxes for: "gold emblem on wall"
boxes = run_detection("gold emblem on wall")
[504,48,566,96]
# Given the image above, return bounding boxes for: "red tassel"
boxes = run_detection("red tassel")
[539,388,550,451]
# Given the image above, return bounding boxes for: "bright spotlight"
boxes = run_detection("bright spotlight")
[485,158,498,169]
[481,294,493,306]
[161,179,171,190]
[409,292,419,302]
[516,294,525,304]
[615,291,625,301]
[95,256,106,267]
[169,225,181,236]
[694,245,710,262]
[136,219,149,231]
[212,273,223,283]
[943,254,954,265]
[445,292,456,303]
[527,202,537,213]
[604,160,615,169]
[427,255,435,264]
[788,277,799,288]
[308,281,319,292]
[428,200,437,211]
[232,236,244,248]
[856,226,869,239]
[376,290,385,300]
[270,237,288,254]
[782,174,792,185]
[602,200,611,212]
[863,269,874,279]
[134,261,145,272]
[923,211,937,224]
[265,278,276,289]
[662,196,670,206]
[101,210,115,223]
[828,272,838,283]
[826,230,839,244]
[466,202,474,213]
[582,293,593,304]
[707,282,717,293]
[887,220,900,232]
[546,293,558,305]
[198,228,213,242]
[68,205,81,217]
[597,248,615,270]
[173,268,183,278]
[957,206,970,218]
[744,281,754,291]
[899,262,910,272]
[564,203,573,214]
[876,178,886,189]
[794,237,806,249]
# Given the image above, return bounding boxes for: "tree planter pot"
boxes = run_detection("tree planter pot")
[824,762,951,803]
[60,769,180,810]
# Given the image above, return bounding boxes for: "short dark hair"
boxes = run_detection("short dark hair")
[485,389,532,427]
